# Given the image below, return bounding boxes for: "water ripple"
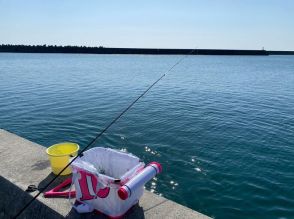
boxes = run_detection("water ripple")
[1,54,294,219]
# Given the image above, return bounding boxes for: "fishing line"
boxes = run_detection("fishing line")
[13,49,195,218]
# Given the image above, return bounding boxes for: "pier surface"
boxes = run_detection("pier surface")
[0,129,211,219]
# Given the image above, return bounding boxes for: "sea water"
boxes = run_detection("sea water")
[0,53,293,218]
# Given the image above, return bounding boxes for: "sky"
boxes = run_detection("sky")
[0,0,294,50]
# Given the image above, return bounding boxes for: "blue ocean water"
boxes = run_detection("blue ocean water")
[0,53,294,219]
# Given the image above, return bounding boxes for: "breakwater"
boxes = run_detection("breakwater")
[0,44,271,55]
[268,50,294,55]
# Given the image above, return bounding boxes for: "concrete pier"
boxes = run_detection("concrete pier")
[0,129,211,219]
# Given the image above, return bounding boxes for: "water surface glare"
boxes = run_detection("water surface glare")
[1,53,294,219]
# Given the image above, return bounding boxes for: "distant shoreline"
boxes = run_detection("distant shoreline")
[1,44,294,56]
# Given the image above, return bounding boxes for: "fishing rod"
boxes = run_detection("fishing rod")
[14,48,196,218]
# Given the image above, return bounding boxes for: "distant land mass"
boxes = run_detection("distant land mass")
[0,44,294,56]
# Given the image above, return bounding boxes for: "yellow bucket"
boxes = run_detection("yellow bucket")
[46,142,79,175]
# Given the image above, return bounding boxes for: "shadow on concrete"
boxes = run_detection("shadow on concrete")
[124,204,145,219]
[65,204,145,219]
[0,176,64,219]
[31,159,50,171]
[1,174,145,218]
[38,173,71,192]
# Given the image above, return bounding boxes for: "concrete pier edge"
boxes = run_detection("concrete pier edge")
[0,129,211,219]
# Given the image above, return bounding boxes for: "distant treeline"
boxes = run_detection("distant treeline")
[0,44,293,55]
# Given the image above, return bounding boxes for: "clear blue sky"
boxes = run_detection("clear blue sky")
[1,0,294,50]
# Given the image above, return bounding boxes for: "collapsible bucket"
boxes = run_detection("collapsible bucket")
[70,147,161,218]
[46,142,79,175]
